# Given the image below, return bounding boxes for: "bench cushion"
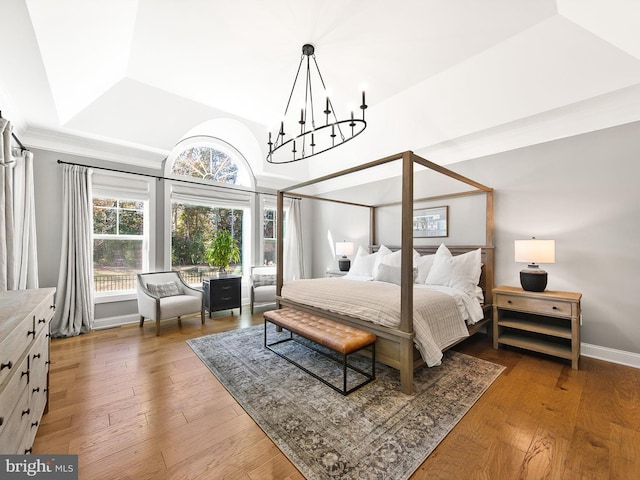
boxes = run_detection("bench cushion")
[264,308,376,355]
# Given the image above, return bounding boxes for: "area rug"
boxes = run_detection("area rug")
[187,324,504,479]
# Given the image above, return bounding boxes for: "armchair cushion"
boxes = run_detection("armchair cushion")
[147,281,181,298]
[252,274,276,287]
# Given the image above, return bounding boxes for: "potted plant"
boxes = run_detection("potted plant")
[206,230,240,273]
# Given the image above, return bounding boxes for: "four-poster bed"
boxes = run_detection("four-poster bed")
[275,151,494,394]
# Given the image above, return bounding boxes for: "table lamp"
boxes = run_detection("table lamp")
[335,242,354,272]
[514,238,555,292]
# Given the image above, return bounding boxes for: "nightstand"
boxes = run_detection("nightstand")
[492,285,582,369]
[325,270,347,278]
[203,275,242,317]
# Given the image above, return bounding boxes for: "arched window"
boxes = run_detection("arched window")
[166,136,254,188]
[164,136,255,284]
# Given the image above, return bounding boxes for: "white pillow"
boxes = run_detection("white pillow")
[425,244,482,296]
[379,249,421,268]
[346,246,377,277]
[372,244,392,277]
[415,254,436,284]
[374,263,401,286]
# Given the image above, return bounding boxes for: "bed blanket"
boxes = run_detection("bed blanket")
[281,278,469,366]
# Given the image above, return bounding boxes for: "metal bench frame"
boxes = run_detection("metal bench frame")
[264,318,376,395]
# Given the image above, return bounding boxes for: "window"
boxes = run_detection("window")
[92,172,154,298]
[165,136,254,280]
[171,201,244,283]
[93,197,148,294]
[263,207,276,265]
[172,145,239,184]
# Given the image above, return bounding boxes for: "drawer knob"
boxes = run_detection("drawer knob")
[22,408,30,417]
[507,300,512,304]
[27,328,36,338]
[0,361,12,371]
[39,318,46,324]
[0,416,3,426]
[31,421,39,428]
[33,387,40,393]
[552,306,558,310]
[21,370,29,378]
[33,353,41,359]
[24,448,32,454]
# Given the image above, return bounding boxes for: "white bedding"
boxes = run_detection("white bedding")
[281,277,479,366]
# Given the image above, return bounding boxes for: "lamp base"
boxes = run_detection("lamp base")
[338,257,351,272]
[520,264,548,292]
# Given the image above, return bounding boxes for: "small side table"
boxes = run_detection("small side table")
[203,274,242,317]
[493,285,582,369]
[325,270,348,278]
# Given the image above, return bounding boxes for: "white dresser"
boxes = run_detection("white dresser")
[0,288,55,454]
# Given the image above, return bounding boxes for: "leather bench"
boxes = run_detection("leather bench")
[264,308,376,395]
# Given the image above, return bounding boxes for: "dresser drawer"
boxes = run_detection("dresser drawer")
[29,331,50,393]
[496,293,573,317]
[0,318,34,386]
[33,299,54,337]
[0,386,30,453]
[0,354,30,441]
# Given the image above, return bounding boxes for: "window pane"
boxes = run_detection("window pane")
[93,239,143,292]
[93,206,117,234]
[119,209,144,235]
[171,202,243,283]
[172,146,239,184]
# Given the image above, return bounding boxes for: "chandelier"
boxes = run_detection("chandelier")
[267,44,367,164]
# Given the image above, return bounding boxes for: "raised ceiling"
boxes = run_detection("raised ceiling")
[1,0,639,184]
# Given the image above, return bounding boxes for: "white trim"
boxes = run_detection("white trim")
[22,126,167,169]
[581,342,640,369]
[94,291,136,304]
[93,313,139,330]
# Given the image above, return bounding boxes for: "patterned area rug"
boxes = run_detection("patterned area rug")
[187,324,504,480]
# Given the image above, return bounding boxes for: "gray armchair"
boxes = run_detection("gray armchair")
[137,271,204,335]
[250,265,277,313]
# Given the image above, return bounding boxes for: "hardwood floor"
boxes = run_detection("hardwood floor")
[33,309,640,479]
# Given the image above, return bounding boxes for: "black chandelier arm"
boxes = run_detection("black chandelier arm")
[283,53,307,121]
[267,119,366,164]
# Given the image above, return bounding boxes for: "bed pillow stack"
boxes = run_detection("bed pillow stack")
[346,245,392,278]
[425,244,482,299]
[373,248,421,284]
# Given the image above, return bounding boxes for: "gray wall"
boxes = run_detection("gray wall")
[31,120,640,355]
[311,121,640,356]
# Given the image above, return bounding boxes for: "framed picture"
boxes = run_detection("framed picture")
[413,206,448,238]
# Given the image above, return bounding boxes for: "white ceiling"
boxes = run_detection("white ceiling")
[1,0,639,185]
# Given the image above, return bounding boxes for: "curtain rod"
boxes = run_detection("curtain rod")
[0,110,29,152]
[55,159,300,200]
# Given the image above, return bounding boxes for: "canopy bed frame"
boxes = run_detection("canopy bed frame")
[275,151,494,394]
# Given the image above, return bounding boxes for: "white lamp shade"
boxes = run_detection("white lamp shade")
[335,242,354,256]
[514,239,555,264]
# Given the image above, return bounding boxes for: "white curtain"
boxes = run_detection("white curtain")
[51,165,94,337]
[0,118,38,291]
[283,197,305,281]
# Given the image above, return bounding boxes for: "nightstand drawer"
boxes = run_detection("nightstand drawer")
[496,294,572,317]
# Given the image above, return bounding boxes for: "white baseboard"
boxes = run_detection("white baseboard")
[581,342,640,369]
[93,313,139,330]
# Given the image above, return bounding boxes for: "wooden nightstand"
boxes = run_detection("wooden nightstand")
[325,270,347,278]
[492,285,582,369]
